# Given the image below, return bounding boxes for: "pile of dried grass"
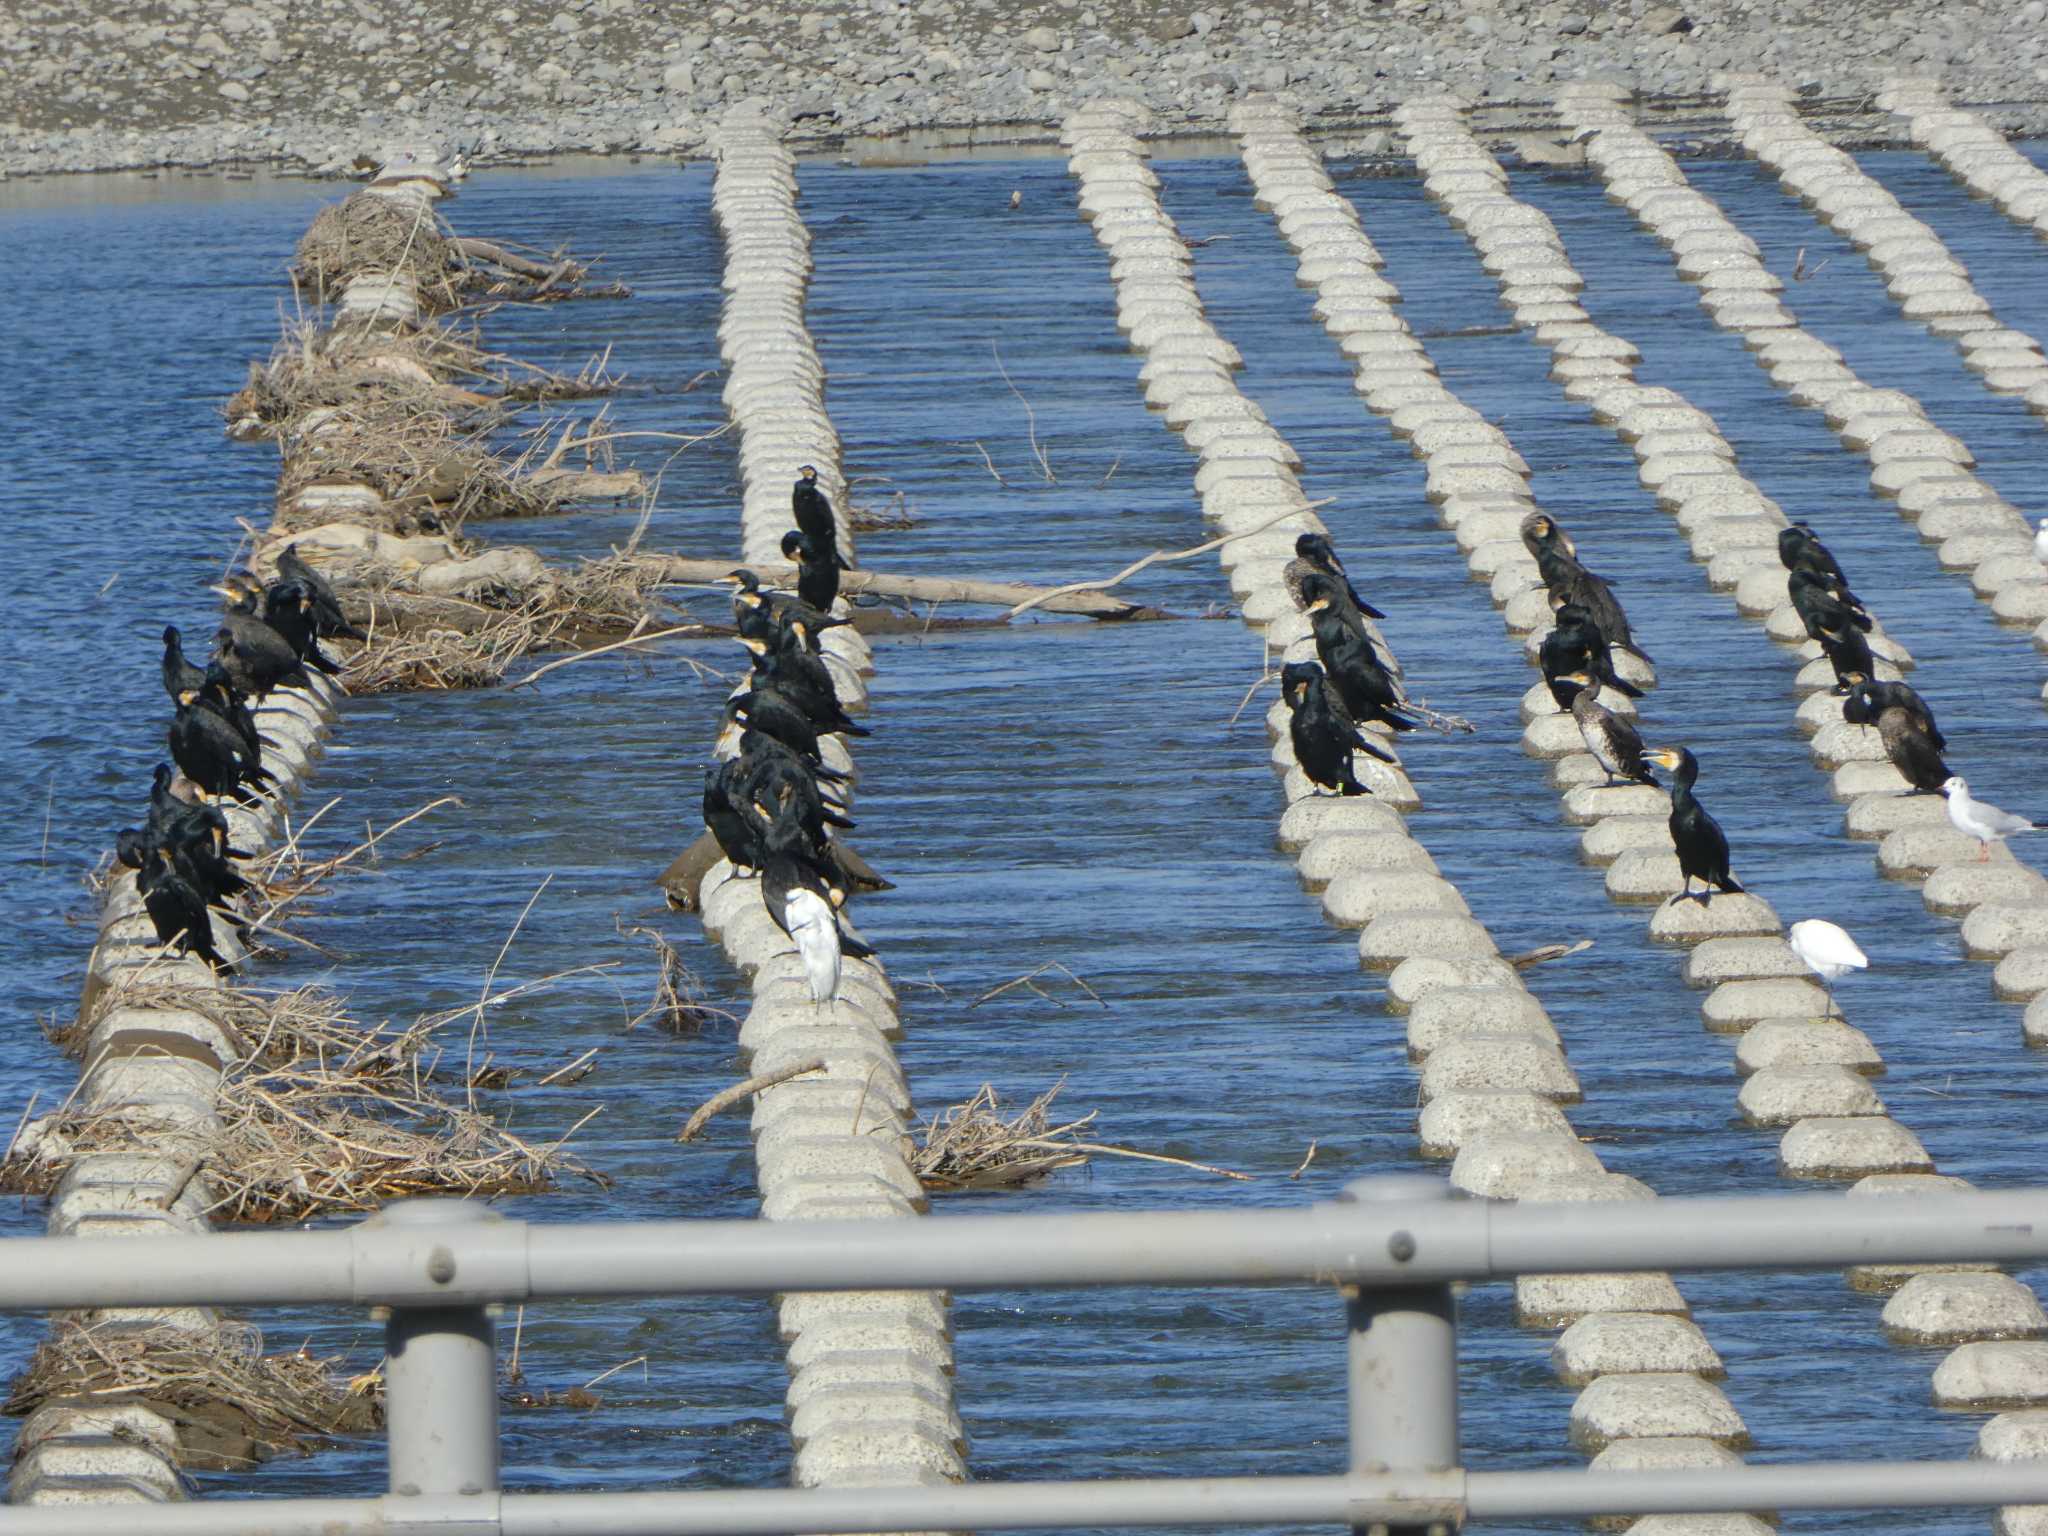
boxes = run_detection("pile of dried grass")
[7,980,602,1222]
[913,1083,1094,1193]
[294,193,465,311]
[275,407,554,533]
[3,1317,380,1467]
[340,605,558,694]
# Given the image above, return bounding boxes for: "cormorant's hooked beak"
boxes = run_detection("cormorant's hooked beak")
[1644,747,1682,771]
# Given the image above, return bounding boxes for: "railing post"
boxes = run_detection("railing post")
[378,1200,502,1501]
[1341,1175,1459,1536]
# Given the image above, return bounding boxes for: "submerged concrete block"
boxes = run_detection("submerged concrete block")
[1935,1342,2048,1410]
[1450,1132,1605,1199]
[1406,988,1559,1058]
[1780,1115,1933,1179]
[1735,1019,1883,1075]
[1568,1373,1747,1451]
[1417,1091,1575,1158]
[1419,1036,1581,1103]
[1883,1273,2048,1347]
[1552,1313,1726,1385]
[1738,1065,1883,1126]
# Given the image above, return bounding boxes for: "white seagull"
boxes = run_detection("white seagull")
[1787,918,1868,1019]
[2036,516,2048,567]
[1940,775,2042,861]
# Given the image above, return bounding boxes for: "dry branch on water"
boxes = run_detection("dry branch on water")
[2,1318,381,1468]
[617,919,732,1035]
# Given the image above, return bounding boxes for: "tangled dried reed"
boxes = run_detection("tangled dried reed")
[913,1083,1093,1193]
[8,980,602,1223]
[3,1318,380,1467]
[294,193,464,310]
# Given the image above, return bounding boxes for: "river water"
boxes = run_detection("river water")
[0,138,2045,1533]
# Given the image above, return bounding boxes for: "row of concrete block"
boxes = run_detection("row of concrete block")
[1069,93,1779,1529]
[1709,78,2048,658]
[1221,91,1787,1532]
[1881,78,2048,245]
[1381,85,2048,1516]
[693,108,964,1499]
[1553,89,2048,1046]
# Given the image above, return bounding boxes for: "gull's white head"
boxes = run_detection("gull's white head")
[1940,775,1967,799]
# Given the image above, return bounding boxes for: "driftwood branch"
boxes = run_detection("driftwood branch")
[677,1060,825,1142]
[1002,502,1332,620]
[641,557,1168,621]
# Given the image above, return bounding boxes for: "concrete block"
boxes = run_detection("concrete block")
[1935,1342,2048,1410]
[1737,1065,1884,1126]
[1553,1313,1725,1385]
[1879,824,2000,880]
[1964,904,2048,959]
[1419,1036,1580,1103]
[1450,1132,1605,1198]
[1701,977,1831,1032]
[1683,937,1807,987]
[1322,870,1470,929]
[1649,892,1781,944]
[1358,912,1500,969]
[1569,1374,1747,1451]
[1735,1019,1882,1075]
[1779,1115,1933,1179]
[1417,1091,1576,1158]
[1844,792,1951,840]
[1386,954,1524,1010]
[1581,816,1676,867]
[1883,1273,2048,1347]
[1406,988,1558,1058]
[1607,848,1689,903]
[1520,1273,1691,1330]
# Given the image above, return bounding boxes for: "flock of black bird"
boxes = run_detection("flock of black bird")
[116,547,359,969]
[1277,507,1965,908]
[698,467,888,1006]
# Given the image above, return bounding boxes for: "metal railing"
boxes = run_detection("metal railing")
[9,1176,2048,1533]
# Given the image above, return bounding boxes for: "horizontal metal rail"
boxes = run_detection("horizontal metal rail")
[12,1179,2048,1531]
[2,1183,2046,1310]
[6,1460,2048,1534]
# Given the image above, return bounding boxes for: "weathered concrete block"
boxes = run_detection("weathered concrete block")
[1358,911,1500,969]
[1683,937,1807,987]
[1450,1132,1605,1199]
[1552,1313,1725,1385]
[1420,1036,1580,1103]
[1737,1065,1884,1126]
[1935,1342,2048,1410]
[1581,815,1675,867]
[1880,824,2001,880]
[1649,891,1781,945]
[1883,1273,2048,1347]
[1568,1373,1747,1451]
[1386,954,1524,1010]
[1735,1019,1882,1075]
[1406,988,1557,1058]
[1562,783,1670,825]
[1417,1091,1575,1158]
[1701,977,1831,1032]
[1780,1115,1933,1179]
[1276,795,1404,851]
[1607,848,1689,903]
[1964,904,2048,960]
[1323,870,1470,929]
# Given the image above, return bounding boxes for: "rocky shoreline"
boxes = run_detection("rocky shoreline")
[3,0,2046,180]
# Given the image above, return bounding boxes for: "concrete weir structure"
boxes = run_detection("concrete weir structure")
[1551,86,2048,1041]
[691,107,966,1499]
[1883,78,2048,248]
[1065,98,1759,1528]
[1357,87,2048,1522]
[1708,76,2048,652]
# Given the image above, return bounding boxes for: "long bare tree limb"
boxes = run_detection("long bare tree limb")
[1002,501,1332,620]
[677,1061,826,1142]
[639,557,1169,621]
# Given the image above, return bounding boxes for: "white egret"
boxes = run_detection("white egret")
[1940,776,2041,861]
[784,885,842,1006]
[1788,918,1868,1019]
[2036,516,2048,567]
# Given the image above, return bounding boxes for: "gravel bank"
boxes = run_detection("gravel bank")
[3,0,2047,179]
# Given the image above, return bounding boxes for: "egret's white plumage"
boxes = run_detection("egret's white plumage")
[784,886,841,1005]
[1789,918,1868,1017]
[2036,517,2048,567]
[1941,775,2041,861]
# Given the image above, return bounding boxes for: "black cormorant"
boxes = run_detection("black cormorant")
[1845,677,1950,793]
[1282,659,1390,796]
[277,544,366,640]
[1541,599,1644,707]
[1644,746,1743,903]
[792,465,851,571]
[1301,574,1418,732]
[1522,512,1653,665]
[782,529,841,614]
